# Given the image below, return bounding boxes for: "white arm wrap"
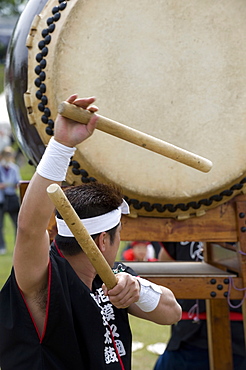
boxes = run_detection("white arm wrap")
[135,277,162,312]
[36,137,76,181]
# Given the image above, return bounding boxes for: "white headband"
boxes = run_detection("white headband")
[56,199,130,237]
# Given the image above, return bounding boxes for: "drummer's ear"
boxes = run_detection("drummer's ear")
[97,232,108,253]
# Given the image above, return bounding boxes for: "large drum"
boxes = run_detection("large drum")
[5,0,246,218]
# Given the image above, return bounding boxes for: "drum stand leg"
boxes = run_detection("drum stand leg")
[203,197,246,369]
[243,303,246,352]
[236,200,246,352]
[206,299,232,370]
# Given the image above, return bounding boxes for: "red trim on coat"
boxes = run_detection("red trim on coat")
[108,324,126,370]
[40,260,52,342]
[19,288,42,341]
[54,240,65,258]
[18,260,52,342]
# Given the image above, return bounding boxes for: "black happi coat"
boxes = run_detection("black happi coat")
[0,246,135,370]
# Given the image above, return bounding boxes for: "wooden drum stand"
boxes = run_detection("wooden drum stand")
[121,195,246,370]
[19,183,246,370]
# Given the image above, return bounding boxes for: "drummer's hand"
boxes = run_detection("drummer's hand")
[54,94,98,147]
[102,272,140,309]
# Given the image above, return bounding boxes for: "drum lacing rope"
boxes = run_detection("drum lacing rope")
[227,249,246,309]
[187,300,200,323]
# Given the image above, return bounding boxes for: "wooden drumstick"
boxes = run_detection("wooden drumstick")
[47,183,117,290]
[58,101,213,173]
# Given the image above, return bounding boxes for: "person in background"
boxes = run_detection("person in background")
[122,241,158,262]
[153,241,246,370]
[0,146,21,255]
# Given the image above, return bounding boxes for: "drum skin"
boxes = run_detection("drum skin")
[5,0,246,219]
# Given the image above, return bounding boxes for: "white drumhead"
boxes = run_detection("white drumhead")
[25,0,246,217]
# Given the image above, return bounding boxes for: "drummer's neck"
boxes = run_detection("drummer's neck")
[65,253,97,291]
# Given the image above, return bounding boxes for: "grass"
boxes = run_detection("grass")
[0,160,35,286]
[129,315,170,369]
[0,214,15,284]
[0,63,170,369]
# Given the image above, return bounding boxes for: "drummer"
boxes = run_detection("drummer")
[0,94,181,370]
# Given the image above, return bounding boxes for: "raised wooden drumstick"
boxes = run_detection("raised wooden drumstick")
[47,183,117,290]
[58,101,213,173]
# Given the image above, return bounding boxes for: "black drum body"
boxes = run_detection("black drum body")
[5,0,49,165]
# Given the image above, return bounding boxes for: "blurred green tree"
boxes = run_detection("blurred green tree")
[0,0,27,16]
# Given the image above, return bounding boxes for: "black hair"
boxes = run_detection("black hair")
[55,182,123,256]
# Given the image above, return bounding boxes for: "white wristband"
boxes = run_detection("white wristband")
[135,277,162,312]
[36,137,76,181]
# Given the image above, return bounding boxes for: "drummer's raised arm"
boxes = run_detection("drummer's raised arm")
[13,95,98,296]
